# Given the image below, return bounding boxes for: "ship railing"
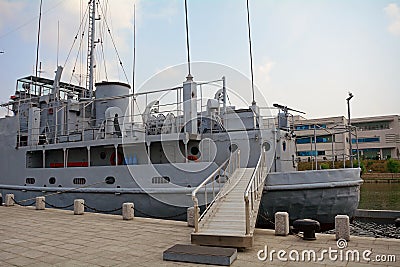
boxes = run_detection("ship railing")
[244,147,267,235]
[14,78,229,146]
[191,149,240,233]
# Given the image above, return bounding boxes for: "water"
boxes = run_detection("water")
[359,182,400,210]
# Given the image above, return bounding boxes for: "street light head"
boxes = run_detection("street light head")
[346,92,354,101]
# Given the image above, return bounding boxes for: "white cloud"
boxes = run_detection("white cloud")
[384,3,400,35]
[0,0,24,31]
[256,60,275,84]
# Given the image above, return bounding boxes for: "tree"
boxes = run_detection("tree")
[386,158,400,173]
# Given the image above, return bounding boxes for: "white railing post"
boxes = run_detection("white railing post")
[245,198,250,235]
[194,198,199,232]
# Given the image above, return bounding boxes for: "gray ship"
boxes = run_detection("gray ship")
[0,0,362,229]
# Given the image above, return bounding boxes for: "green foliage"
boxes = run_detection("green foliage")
[386,158,400,173]
[320,163,330,169]
[353,160,366,174]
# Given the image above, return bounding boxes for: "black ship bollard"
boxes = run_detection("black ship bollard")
[395,218,400,228]
[293,219,320,240]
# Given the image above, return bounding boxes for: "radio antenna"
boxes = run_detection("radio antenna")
[246,0,255,105]
[132,4,136,121]
[184,0,192,79]
[35,0,43,95]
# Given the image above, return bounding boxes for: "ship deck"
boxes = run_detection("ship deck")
[0,205,399,266]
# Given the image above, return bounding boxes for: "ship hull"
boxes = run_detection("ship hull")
[0,168,362,228]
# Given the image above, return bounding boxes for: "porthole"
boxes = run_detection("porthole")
[105,176,115,184]
[73,178,86,185]
[26,178,35,184]
[263,142,271,152]
[100,151,106,159]
[190,146,199,155]
[228,143,238,152]
[49,177,56,184]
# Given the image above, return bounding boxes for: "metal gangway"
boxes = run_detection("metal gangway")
[191,148,268,248]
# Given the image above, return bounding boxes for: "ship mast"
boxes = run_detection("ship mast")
[86,0,96,99]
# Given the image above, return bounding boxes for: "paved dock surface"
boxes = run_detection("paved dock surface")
[0,205,399,266]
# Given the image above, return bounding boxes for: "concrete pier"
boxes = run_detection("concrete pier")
[122,202,134,220]
[35,196,45,210]
[74,199,85,215]
[0,205,399,266]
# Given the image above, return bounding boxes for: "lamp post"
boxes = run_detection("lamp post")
[346,92,354,167]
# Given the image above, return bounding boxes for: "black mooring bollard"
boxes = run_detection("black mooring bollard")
[395,218,400,228]
[293,219,320,241]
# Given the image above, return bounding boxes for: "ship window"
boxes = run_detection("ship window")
[152,176,170,184]
[26,178,35,184]
[105,176,115,184]
[263,142,271,152]
[49,177,56,184]
[73,178,86,185]
[190,146,199,155]
[100,151,107,159]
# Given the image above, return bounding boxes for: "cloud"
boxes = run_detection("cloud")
[256,60,275,84]
[0,1,25,31]
[384,3,400,35]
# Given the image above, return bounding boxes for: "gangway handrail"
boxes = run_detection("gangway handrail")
[244,148,267,235]
[191,149,240,233]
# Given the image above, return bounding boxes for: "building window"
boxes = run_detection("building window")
[297,151,326,156]
[296,135,334,144]
[351,137,380,144]
[295,125,310,130]
[353,121,390,131]
[295,124,327,131]
[296,137,311,144]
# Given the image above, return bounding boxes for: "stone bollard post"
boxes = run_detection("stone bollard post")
[275,212,289,236]
[335,215,350,241]
[187,207,199,227]
[122,202,134,220]
[5,194,14,207]
[74,199,85,215]
[36,196,45,210]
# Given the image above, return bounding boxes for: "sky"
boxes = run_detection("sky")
[0,0,399,119]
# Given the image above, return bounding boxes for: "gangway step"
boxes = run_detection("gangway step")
[191,233,253,248]
[163,244,237,266]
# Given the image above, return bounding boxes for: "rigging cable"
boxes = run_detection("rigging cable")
[69,11,90,85]
[64,3,90,69]
[99,1,109,81]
